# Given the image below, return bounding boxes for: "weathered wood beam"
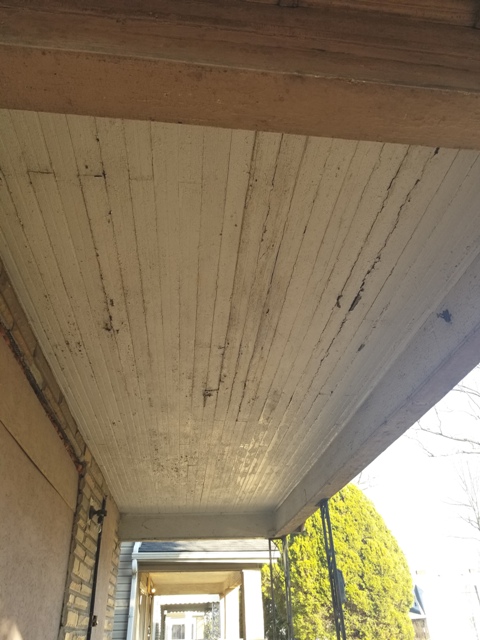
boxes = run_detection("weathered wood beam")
[119,511,276,540]
[299,0,478,27]
[0,0,480,147]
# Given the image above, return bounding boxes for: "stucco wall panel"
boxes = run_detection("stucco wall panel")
[0,338,77,510]
[0,421,76,640]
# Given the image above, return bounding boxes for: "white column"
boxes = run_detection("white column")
[224,586,240,640]
[220,594,226,640]
[126,543,141,640]
[242,570,265,640]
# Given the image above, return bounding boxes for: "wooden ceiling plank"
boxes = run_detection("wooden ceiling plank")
[255,146,458,501]
[80,172,154,504]
[251,143,381,427]
[280,151,467,480]
[263,149,480,504]
[96,117,153,466]
[211,133,281,430]
[215,134,307,496]
[32,112,133,502]
[61,114,142,493]
[188,128,232,508]
[195,131,256,509]
[229,137,335,500]
[233,140,359,503]
[237,142,383,499]
[123,122,161,467]
[29,173,113,428]
[1,1,480,148]
[66,114,104,177]
[236,139,355,434]
[176,126,203,461]
[236,137,334,424]
[221,134,307,434]
[123,131,163,480]
[258,145,413,448]
[79,171,147,493]
[246,146,451,502]
[128,157,168,497]
[151,123,182,462]
[232,140,361,500]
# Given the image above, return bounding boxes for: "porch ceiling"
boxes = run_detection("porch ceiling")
[149,571,242,596]
[2,106,480,538]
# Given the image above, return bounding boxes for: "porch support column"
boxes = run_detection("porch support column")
[219,595,226,640]
[224,586,240,640]
[242,569,264,640]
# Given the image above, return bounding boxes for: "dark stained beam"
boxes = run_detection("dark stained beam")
[0,0,480,147]
[299,0,478,27]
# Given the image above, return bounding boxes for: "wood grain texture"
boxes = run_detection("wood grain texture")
[300,0,477,25]
[0,0,480,148]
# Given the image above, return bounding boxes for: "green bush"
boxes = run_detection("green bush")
[262,485,414,640]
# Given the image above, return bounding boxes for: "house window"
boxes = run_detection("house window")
[172,623,185,639]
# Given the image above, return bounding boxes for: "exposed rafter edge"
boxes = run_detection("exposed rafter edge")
[0,1,480,148]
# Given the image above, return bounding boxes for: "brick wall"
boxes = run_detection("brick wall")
[0,258,120,640]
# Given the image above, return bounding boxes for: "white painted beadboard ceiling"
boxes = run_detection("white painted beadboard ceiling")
[149,571,242,595]
[1,109,480,532]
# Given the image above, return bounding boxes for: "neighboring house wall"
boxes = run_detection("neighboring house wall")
[0,259,120,640]
[113,543,136,640]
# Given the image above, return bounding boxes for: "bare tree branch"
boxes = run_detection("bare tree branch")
[411,365,480,540]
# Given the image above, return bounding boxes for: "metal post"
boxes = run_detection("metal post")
[86,496,108,640]
[319,499,346,640]
[281,535,294,640]
[268,539,278,640]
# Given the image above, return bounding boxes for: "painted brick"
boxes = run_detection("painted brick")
[0,295,14,330]
[33,343,63,398]
[74,596,89,611]
[10,319,37,362]
[0,292,22,331]
[74,544,86,561]
[65,610,78,628]
[77,614,90,628]
[27,360,45,389]
[74,429,86,455]
[84,553,95,569]
[90,461,104,487]
[69,580,83,595]
[77,561,92,583]
[84,534,98,555]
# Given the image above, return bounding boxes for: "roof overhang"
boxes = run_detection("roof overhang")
[1,0,480,540]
